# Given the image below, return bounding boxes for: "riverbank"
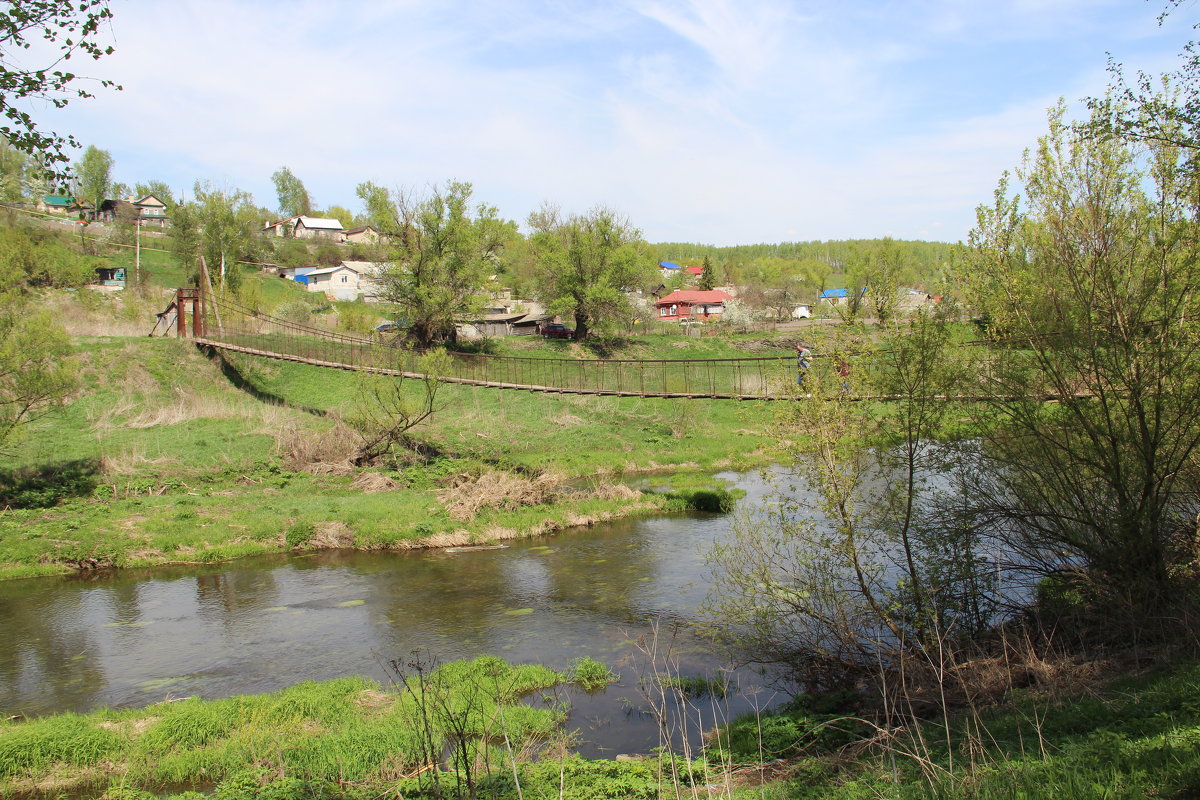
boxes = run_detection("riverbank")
[0,336,764,580]
[4,652,1198,799]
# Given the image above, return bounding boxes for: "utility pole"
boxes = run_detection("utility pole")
[134,214,141,288]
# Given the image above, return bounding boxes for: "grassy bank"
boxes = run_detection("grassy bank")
[3,653,1198,799]
[0,319,768,580]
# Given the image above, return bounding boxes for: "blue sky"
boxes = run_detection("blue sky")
[40,0,1197,245]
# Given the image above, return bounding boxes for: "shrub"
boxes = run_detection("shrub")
[286,520,315,549]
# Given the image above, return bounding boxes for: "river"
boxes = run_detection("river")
[0,470,788,757]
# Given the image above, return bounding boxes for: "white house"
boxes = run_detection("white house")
[342,260,387,302]
[304,264,362,301]
[294,216,345,240]
[263,215,346,240]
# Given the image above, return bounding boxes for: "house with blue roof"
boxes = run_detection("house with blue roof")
[819,287,865,306]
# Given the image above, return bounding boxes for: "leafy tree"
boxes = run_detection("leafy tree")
[271,165,312,218]
[0,299,77,451]
[846,238,909,324]
[0,1,120,176]
[527,205,654,340]
[324,204,354,228]
[369,180,510,347]
[698,255,715,290]
[1084,2,1200,151]
[0,135,30,201]
[108,180,128,200]
[174,182,262,289]
[704,313,983,689]
[740,257,808,320]
[72,144,111,207]
[355,180,395,230]
[962,102,1200,622]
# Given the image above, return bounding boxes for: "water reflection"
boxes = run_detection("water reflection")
[0,470,781,754]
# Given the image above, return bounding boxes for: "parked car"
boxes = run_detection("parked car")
[541,322,574,339]
[375,322,401,333]
[679,319,704,326]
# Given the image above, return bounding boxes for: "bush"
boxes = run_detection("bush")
[286,520,315,549]
[668,487,735,513]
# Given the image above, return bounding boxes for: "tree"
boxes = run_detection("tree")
[174,182,261,289]
[740,257,808,320]
[355,180,394,230]
[0,1,120,176]
[0,135,30,201]
[704,313,984,688]
[698,255,715,290]
[527,205,654,340]
[325,204,354,228]
[962,102,1200,622]
[369,180,510,348]
[1084,3,1200,152]
[72,144,111,207]
[0,302,77,452]
[271,166,312,218]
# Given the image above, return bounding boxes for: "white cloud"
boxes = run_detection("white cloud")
[47,0,1195,244]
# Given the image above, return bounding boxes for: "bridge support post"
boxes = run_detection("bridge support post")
[174,288,203,338]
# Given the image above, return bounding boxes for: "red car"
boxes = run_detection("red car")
[541,323,574,339]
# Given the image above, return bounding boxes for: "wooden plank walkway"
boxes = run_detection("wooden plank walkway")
[195,338,1088,403]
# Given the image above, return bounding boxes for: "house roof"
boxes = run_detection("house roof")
[684,266,703,275]
[133,194,167,208]
[343,225,379,235]
[306,265,358,277]
[659,261,681,270]
[42,195,76,206]
[295,216,345,231]
[820,288,849,298]
[655,289,733,306]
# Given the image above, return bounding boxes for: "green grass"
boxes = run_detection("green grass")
[0,658,573,797]
[0,332,768,579]
[9,655,1196,799]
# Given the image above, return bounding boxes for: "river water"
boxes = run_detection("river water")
[0,471,788,756]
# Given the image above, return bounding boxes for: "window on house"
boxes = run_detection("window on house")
[670,305,677,315]
[341,275,348,283]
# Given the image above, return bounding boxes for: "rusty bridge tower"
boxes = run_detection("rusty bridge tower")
[173,288,205,338]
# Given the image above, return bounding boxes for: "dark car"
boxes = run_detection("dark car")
[540,322,574,339]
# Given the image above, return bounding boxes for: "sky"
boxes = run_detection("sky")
[29,0,1200,246]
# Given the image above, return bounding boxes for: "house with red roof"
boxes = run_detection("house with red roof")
[655,289,733,321]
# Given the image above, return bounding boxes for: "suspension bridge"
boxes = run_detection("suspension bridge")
[155,289,1083,403]
[156,289,800,400]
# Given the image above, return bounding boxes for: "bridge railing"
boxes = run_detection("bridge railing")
[199,296,795,398]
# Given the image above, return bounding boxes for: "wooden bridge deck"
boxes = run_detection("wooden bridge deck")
[195,338,1079,403]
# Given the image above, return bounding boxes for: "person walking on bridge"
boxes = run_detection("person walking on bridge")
[796,344,812,390]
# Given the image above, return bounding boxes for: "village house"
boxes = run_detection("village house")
[293,216,345,240]
[263,215,346,240]
[342,225,381,245]
[655,289,733,321]
[133,194,170,228]
[303,263,363,301]
[37,196,79,214]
